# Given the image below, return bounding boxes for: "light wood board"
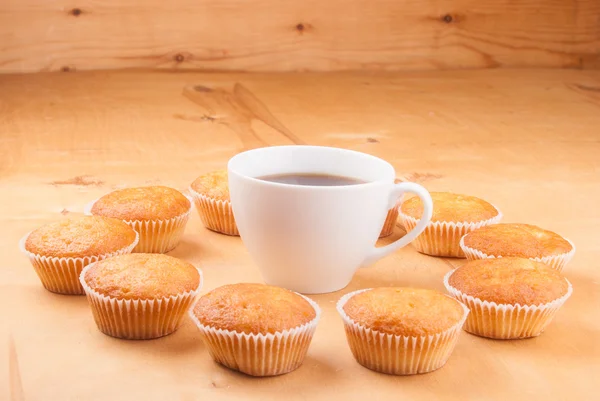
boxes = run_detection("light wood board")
[1,0,600,73]
[0,69,599,401]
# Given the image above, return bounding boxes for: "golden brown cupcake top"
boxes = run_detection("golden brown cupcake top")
[25,216,137,258]
[401,192,499,223]
[190,170,229,201]
[84,253,200,300]
[343,287,465,336]
[91,186,190,221]
[193,283,316,334]
[462,223,572,258]
[448,257,569,305]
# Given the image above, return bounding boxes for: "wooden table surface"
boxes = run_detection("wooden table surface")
[1,69,599,401]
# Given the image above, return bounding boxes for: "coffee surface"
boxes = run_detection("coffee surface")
[257,173,366,186]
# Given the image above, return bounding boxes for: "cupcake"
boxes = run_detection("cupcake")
[337,287,468,375]
[379,180,404,238]
[190,283,321,376]
[19,216,138,295]
[189,170,238,236]
[80,253,202,340]
[399,192,502,257]
[444,257,572,339]
[379,202,401,238]
[460,223,575,271]
[87,186,192,253]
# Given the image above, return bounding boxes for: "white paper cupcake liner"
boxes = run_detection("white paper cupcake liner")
[189,294,321,376]
[459,235,576,272]
[398,206,503,258]
[379,206,400,238]
[336,289,469,375]
[188,188,239,236]
[85,198,192,253]
[443,270,573,339]
[19,231,139,295]
[79,263,203,340]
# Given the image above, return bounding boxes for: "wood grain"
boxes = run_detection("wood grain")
[8,335,25,401]
[0,0,599,73]
[181,83,305,149]
[0,69,599,400]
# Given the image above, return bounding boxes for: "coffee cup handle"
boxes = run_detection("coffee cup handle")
[362,182,433,267]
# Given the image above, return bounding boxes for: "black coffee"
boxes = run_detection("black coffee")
[257,173,367,186]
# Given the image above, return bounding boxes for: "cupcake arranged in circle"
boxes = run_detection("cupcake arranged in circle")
[444,257,572,339]
[80,253,202,340]
[337,287,468,375]
[460,223,575,271]
[190,283,321,376]
[379,180,404,238]
[399,192,502,257]
[19,216,138,295]
[87,186,192,253]
[379,201,401,238]
[189,170,238,236]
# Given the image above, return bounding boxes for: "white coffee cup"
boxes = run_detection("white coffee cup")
[228,145,433,294]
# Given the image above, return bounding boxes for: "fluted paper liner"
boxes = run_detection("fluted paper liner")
[19,231,139,295]
[188,188,238,236]
[379,205,400,238]
[459,235,576,272]
[189,295,321,376]
[79,263,203,340]
[84,198,192,253]
[399,206,503,257]
[443,270,573,339]
[337,289,469,375]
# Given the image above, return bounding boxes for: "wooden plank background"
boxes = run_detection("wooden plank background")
[1,0,599,73]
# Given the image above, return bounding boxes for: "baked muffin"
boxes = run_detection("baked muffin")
[189,170,238,236]
[379,202,401,238]
[337,287,468,375]
[19,216,138,295]
[444,257,572,339]
[80,253,202,340]
[379,183,404,238]
[399,192,502,257]
[190,283,320,376]
[88,186,192,253]
[460,223,575,271]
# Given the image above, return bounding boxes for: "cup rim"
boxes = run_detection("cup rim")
[227,145,395,190]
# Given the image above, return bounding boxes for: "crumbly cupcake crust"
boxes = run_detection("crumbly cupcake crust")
[401,192,499,223]
[190,170,230,201]
[25,215,137,258]
[343,287,465,336]
[448,257,569,305]
[462,223,572,259]
[91,186,190,221]
[84,253,200,300]
[193,283,316,334]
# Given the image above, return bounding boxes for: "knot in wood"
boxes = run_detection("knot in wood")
[442,14,453,23]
